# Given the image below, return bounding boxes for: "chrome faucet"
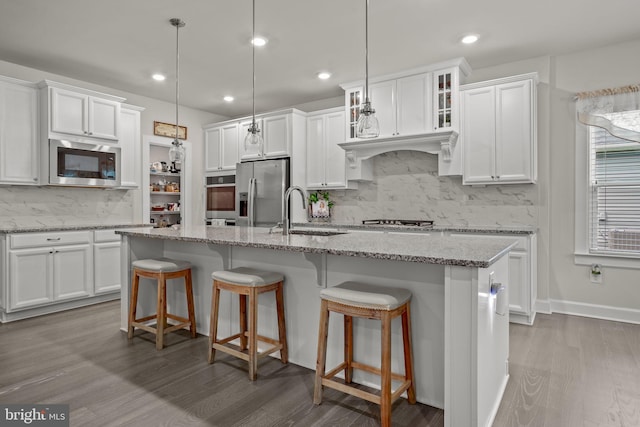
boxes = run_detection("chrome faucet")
[283,186,307,235]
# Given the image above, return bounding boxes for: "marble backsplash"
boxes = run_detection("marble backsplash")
[0,186,134,227]
[327,151,538,227]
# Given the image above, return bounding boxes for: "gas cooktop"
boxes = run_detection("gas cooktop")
[362,219,434,227]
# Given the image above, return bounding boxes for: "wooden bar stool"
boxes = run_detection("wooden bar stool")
[208,267,288,381]
[313,281,416,427]
[127,258,196,350]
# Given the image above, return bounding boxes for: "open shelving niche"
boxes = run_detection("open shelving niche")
[142,135,192,227]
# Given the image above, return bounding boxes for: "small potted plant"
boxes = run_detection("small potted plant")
[308,191,334,221]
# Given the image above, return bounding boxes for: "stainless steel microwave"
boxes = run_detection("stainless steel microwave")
[49,139,121,188]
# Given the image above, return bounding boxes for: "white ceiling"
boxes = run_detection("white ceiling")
[1,0,639,118]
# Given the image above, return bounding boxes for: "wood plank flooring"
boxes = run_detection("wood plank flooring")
[0,301,638,426]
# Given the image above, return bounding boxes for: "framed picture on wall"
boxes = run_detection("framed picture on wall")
[153,121,188,140]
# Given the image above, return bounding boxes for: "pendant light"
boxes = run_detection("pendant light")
[168,18,186,165]
[244,0,264,152]
[356,0,379,139]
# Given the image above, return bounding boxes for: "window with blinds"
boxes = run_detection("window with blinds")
[589,111,640,254]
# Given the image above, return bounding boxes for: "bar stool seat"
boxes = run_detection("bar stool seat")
[208,267,288,381]
[127,257,196,350]
[313,281,416,427]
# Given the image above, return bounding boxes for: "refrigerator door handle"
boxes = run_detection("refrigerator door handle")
[248,177,256,227]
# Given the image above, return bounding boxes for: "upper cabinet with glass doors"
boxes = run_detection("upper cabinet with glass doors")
[340,58,471,143]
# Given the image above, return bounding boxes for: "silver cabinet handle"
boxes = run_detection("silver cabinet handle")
[47,237,61,241]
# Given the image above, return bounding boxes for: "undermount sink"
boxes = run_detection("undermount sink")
[288,229,348,236]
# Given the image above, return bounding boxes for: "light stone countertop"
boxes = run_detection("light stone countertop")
[116,225,518,268]
[0,224,149,234]
[294,222,536,235]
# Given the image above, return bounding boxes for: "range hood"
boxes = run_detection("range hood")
[339,130,459,168]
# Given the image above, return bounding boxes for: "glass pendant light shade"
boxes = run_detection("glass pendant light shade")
[356,0,379,139]
[244,122,264,151]
[356,101,379,138]
[168,140,185,163]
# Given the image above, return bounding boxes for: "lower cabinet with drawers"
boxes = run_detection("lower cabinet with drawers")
[0,229,122,322]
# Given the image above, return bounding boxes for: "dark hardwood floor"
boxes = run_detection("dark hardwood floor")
[0,301,638,426]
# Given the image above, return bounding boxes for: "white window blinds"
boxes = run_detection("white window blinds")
[589,111,640,253]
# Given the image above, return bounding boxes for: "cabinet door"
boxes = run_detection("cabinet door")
[51,87,87,137]
[220,124,239,170]
[88,97,120,140]
[204,127,223,171]
[507,250,529,315]
[368,80,396,137]
[0,81,39,184]
[396,73,430,136]
[9,248,53,310]
[495,80,533,183]
[53,244,93,301]
[306,115,326,188]
[433,69,454,130]
[119,107,141,188]
[263,114,290,157]
[239,118,263,160]
[462,86,496,184]
[323,111,347,188]
[94,241,122,294]
[345,87,363,141]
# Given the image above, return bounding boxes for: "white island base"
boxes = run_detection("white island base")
[119,232,510,427]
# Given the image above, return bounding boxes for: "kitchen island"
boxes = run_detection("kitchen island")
[117,225,516,427]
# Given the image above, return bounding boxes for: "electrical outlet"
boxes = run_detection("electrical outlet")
[590,264,603,284]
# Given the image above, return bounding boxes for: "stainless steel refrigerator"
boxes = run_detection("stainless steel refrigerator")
[236,157,290,227]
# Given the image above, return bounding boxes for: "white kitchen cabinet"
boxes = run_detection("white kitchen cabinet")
[119,104,144,188]
[8,231,92,311]
[1,229,124,322]
[205,122,239,171]
[93,230,122,294]
[217,109,304,161]
[306,107,353,190]
[39,80,124,143]
[449,231,537,325]
[340,59,470,144]
[0,76,39,185]
[462,74,537,185]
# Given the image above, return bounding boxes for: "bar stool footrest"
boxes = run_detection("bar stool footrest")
[321,362,411,406]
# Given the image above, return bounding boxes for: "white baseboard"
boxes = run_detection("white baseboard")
[549,299,640,324]
[535,299,552,314]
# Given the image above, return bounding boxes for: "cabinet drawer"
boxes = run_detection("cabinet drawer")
[449,232,528,251]
[10,231,92,249]
[94,229,121,243]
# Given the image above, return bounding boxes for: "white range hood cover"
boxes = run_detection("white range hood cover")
[339,130,458,168]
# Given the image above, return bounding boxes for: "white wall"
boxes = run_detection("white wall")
[0,59,226,227]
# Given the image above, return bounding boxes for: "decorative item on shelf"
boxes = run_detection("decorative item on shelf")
[167,202,180,212]
[244,0,264,153]
[151,205,165,211]
[356,0,379,139]
[165,182,180,192]
[167,18,186,166]
[151,183,161,192]
[308,191,334,222]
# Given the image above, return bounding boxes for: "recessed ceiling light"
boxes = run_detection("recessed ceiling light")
[223,95,234,102]
[317,72,332,80]
[152,73,166,81]
[461,34,479,44]
[251,36,267,47]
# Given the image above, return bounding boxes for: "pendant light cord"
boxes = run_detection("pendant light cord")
[364,0,370,104]
[170,18,185,144]
[251,0,257,128]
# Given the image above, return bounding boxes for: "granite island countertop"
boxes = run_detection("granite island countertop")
[293,222,537,235]
[117,225,517,268]
[0,223,150,234]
